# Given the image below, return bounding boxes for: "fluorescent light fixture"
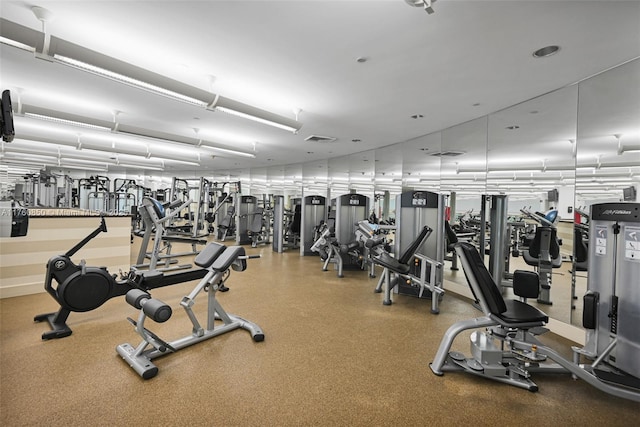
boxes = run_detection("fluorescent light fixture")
[0,18,44,52]
[149,156,200,166]
[8,135,183,166]
[1,157,109,172]
[405,0,437,14]
[215,106,299,133]
[619,144,640,154]
[0,36,36,52]
[19,108,248,161]
[3,19,303,134]
[112,163,164,171]
[24,112,112,131]
[49,35,301,132]
[53,54,209,107]
[198,144,256,158]
[2,146,168,172]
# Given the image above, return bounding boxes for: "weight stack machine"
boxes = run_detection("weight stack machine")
[332,193,370,270]
[576,202,640,389]
[301,195,327,256]
[394,190,445,301]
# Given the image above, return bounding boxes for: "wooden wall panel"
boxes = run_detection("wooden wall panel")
[0,216,131,298]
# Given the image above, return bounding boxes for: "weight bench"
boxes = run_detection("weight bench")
[429,242,640,401]
[117,242,264,379]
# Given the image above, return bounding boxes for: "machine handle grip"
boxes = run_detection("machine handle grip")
[166,199,184,209]
[160,199,192,223]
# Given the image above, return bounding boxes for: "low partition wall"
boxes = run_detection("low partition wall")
[0,210,131,298]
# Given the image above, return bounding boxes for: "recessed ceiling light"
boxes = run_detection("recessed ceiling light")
[506,125,520,130]
[352,139,361,143]
[472,103,481,107]
[533,45,560,58]
[529,110,539,114]
[411,114,424,119]
[356,57,368,63]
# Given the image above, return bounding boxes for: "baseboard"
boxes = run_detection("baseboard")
[0,282,44,299]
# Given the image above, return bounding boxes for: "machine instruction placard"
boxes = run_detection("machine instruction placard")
[595,225,607,256]
[624,225,640,262]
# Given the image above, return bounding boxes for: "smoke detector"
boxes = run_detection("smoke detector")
[405,0,437,14]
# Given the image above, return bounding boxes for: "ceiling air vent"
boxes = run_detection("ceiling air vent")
[305,135,337,143]
[431,151,465,157]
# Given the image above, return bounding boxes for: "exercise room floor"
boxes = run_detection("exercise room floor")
[1,239,638,426]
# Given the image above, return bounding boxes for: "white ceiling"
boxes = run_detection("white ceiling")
[1,0,640,181]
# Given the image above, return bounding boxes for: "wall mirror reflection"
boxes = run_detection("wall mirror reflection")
[486,85,578,325]
[573,58,640,326]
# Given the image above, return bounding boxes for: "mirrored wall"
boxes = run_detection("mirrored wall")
[573,59,640,325]
[290,58,638,327]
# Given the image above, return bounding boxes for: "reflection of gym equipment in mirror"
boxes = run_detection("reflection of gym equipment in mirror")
[18,172,56,207]
[78,175,110,211]
[444,220,475,271]
[112,178,148,215]
[519,207,563,305]
[310,194,371,277]
[168,177,215,239]
[430,201,640,403]
[133,197,206,272]
[0,200,29,237]
[117,242,264,379]
[236,195,258,245]
[247,205,269,248]
[301,195,327,256]
[312,217,390,279]
[570,208,589,309]
[284,202,302,249]
[271,196,302,252]
[208,181,241,241]
[272,195,285,252]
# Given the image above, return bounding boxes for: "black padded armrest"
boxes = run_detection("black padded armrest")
[211,246,245,272]
[373,251,411,275]
[194,243,226,268]
[365,236,385,249]
[513,270,539,299]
